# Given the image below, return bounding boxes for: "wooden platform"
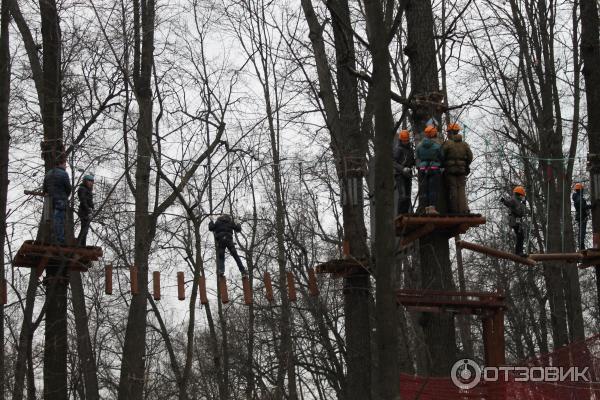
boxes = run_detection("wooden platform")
[315,258,369,278]
[397,289,505,315]
[395,213,486,245]
[13,240,103,276]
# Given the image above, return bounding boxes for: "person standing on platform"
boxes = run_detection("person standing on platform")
[394,129,415,214]
[501,186,527,257]
[77,174,95,245]
[442,123,473,214]
[572,183,592,250]
[416,125,444,214]
[43,156,71,244]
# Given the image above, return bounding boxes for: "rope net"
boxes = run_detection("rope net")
[399,333,600,399]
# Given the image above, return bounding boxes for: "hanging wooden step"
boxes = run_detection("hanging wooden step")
[264,272,274,303]
[177,272,185,301]
[395,214,486,244]
[12,240,103,274]
[242,276,253,305]
[0,278,6,305]
[153,271,161,301]
[315,258,369,278]
[456,240,536,266]
[105,264,113,295]
[307,268,319,297]
[199,276,208,305]
[219,276,229,304]
[287,271,297,302]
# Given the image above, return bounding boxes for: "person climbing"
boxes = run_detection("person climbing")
[501,186,527,257]
[209,214,247,277]
[572,183,592,250]
[416,124,444,214]
[77,174,94,246]
[394,129,415,214]
[442,123,473,214]
[43,155,71,244]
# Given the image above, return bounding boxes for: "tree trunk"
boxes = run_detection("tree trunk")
[362,1,401,397]
[69,272,100,400]
[580,0,600,313]
[405,0,457,375]
[0,0,8,398]
[117,1,155,399]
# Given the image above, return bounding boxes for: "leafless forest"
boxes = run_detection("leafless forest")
[1,0,600,399]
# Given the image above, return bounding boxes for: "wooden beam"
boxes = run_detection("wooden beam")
[456,240,536,266]
[529,253,582,262]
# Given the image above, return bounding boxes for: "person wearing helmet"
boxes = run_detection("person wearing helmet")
[77,174,95,245]
[416,125,444,214]
[572,183,592,250]
[501,186,527,257]
[394,129,415,214]
[442,124,473,214]
[43,155,71,244]
[209,214,247,277]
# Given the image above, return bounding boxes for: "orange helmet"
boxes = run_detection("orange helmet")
[447,123,461,132]
[513,186,526,196]
[398,129,410,143]
[574,183,584,191]
[424,125,438,138]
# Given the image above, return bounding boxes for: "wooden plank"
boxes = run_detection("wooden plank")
[529,253,582,262]
[307,268,319,297]
[198,276,208,305]
[242,276,252,305]
[400,223,435,246]
[153,271,161,301]
[287,271,297,302]
[456,240,536,266]
[177,271,185,301]
[105,264,113,295]
[264,272,274,303]
[219,276,229,304]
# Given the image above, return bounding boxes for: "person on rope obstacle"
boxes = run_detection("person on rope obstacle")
[572,183,592,250]
[442,123,473,214]
[394,129,415,214]
[209,214,247,278]
[416,124,444,214]
[501,186,528,257]
[43,155,71,244]
[77,174,95,246]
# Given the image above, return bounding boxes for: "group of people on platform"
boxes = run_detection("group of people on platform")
[394,123,472,215]
[43,155,95,246]
[394,123,594,255]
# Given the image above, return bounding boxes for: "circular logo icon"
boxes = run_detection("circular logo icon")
[451,359,482,390]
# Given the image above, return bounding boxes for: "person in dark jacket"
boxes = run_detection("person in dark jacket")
[43,157,71,244]
[209,214,247,277]
[394,129,415,214]
[573,183,592,250]
[442,124,473,214]
[501,186,527,257]
[77,174,95,245]
[416,125,444,214]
